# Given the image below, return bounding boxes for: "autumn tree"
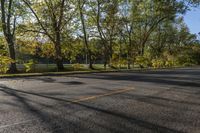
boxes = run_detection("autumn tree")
[22,0,75,70]
[77,0,93,69]
[0,0,20,72]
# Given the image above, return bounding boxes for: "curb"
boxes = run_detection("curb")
[0,70,120,78]
[0,66,198,78]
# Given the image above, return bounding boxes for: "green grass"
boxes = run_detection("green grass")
[0,69,120,78]
[0,63,190,78]
[0,64,120,78]
[15,64,108,73]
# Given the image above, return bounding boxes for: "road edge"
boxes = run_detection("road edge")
[0,66,198,78]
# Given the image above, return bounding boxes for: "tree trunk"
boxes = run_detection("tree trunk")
[141,42,145,56]
[1,0,17,73]
[78,1,93,69]
[127,53,131,69]
[7,38,17,73]
[127,45,131,69]
[55,33,64,71]
[56,58,64,71]
[103,49,108,70]
[104,60,107,70]
[88,50,93,69]
[127,35,132,69]
[108,41,113,68]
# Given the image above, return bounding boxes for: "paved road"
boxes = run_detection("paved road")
[0,68,200,133]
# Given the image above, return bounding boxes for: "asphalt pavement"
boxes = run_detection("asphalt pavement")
[0,67,200,133]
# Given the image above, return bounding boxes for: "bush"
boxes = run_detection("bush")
[24,60,35,72]
[151,59,165,68]
[119,59,127,67]
[135,56,151,68]
[110,58,127,69]
[183,62,194,67]
[72,63,84,70]
[177,55,197,67]
[165,60,175,67]
[110,60,118,68]
[0,56,14,74]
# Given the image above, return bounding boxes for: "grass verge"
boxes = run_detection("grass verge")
[0,65,196,78]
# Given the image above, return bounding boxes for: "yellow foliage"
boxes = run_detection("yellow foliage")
[0,56,14,73]
[72,63,84,70]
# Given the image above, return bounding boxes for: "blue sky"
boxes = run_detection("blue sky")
[184,7,200,36]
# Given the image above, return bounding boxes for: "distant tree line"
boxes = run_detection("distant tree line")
[0,0,200,73]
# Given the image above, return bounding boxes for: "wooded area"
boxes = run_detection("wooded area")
[0,0,200,73]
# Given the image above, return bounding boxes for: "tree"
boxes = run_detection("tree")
[188,0,200,5]
[88,0,120,69]
[0,0,18,73]
[136,0,185,56]
[22,0,75,71]
[77,0,93,69]
[0,0,199,73]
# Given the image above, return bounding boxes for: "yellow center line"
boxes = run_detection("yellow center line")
[72,87,135,103]
[0,87,135,129]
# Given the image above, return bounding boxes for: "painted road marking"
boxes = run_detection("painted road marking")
[72,87,134,103]
[0,87,135,129]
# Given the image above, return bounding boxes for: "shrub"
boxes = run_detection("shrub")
[165,60,174,67]
[152,59,165,68]
[110,58,126,69]
[177,55,197,67]
[72,63,84,70]
[118,59,127,67]
[24,60,35,72]
[135,56,150,68]
[0,56,14,74]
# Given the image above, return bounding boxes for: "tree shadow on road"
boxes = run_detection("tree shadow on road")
[0,85,91,133]
[0,85,183,133]
[72,70,200,88]
[12,77,86,86]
